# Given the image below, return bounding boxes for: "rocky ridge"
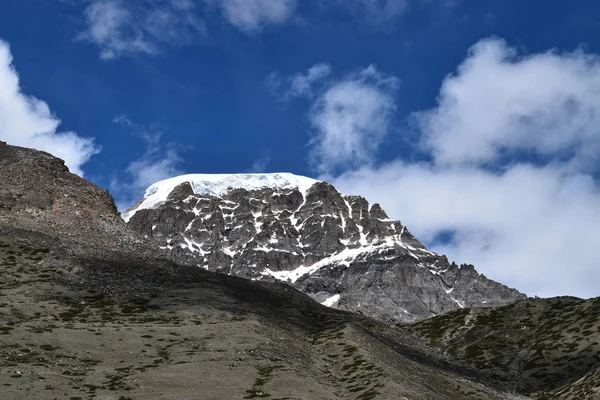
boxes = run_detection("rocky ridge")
[125,173,525,323]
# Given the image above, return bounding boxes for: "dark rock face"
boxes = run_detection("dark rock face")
[126,176,526,323]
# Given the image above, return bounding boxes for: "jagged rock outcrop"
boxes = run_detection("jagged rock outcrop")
[125,173,526,323]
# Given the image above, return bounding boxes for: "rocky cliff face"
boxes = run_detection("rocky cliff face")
[125,174,526,323]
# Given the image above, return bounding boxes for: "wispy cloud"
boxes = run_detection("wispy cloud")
[110,115,185,210]
[249,149,271,173]
[77,0,456,58]
[270,64,399,174]
[268,63,332,100]
[122,149,182,193]
[330,37,600,299]
[207,0,297,33]
[79,0,205,59]
[0,39,99,176]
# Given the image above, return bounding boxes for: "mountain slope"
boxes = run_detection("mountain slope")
[0,141,530,399]
[406,297,600,398]
[125,173,525,323]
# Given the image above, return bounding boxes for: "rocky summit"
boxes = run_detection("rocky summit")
[125,173,525,323]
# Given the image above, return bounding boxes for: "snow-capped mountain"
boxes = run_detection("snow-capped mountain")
[125,173,525,323]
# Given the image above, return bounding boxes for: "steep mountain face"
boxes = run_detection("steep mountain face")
[0,143,533,399]
[406,297,600,399]
[0,140,158,267]
[125,173,525,323]
[0,140,117,224]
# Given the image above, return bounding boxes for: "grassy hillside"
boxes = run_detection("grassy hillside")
[406,297,600,399]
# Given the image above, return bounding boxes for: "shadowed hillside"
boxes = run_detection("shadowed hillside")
[406,297,600,399]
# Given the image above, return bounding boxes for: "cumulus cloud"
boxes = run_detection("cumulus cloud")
[110,115,184,210]
[79,0,205,59]
[309,65,400,174]
[0,40,99,176]
[328,38,600,299]
[208,0,297,33]
[271,64,399,174]
[417,38,600,169]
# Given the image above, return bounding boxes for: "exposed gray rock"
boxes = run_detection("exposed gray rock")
[126,173,526,323]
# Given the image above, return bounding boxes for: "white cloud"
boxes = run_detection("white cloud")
[271,64,399,174]
[309,65,400,174]
[0,40,99,176]
[110,116,184,210]
[78,0,454,52]
[417,38,600,169]
[287,63,332,98]
[328,38,600,299]
[209,0,297,33]
[79,0,205,59]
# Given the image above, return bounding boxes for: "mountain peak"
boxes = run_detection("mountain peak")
[125,172,526,323]
[123,172,320,222]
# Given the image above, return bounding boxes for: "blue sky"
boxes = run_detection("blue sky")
[1,0,600,298]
